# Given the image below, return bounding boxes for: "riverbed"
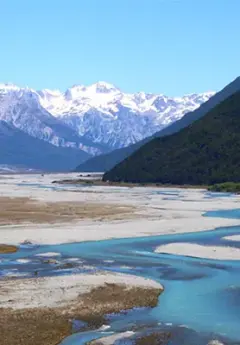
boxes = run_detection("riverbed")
[0,174,240,345]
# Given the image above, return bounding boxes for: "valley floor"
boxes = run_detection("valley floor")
[0,173,240,246]
[0,173,240,344]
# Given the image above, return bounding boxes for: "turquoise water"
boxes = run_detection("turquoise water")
[205,208,240,219]
[1,224,240,344]
[1,196,240,344]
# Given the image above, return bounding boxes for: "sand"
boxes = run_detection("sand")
[0,174,240,246]
[89,331,135,345]
[0,196,136,224]
[0,273,162,345]
[0,173,239,344]
[223,235,240,242]
[0,173,239,255]
[1,216,240,246]
[0,270,163,345]
[155,243,240,260]
[0,272,163,309]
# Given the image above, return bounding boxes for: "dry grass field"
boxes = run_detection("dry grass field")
[0,197,136,225]
[0,244,18,253]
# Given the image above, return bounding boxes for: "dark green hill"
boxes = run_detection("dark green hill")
[103,91,240,185]
[0,121,90,171]
[75,77,240,172]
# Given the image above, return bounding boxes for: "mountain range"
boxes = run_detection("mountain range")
[0,82,213,170]
[76,77,240,172]
[103,82,240,185]
[38,82,213,150]
[0,121,89,171]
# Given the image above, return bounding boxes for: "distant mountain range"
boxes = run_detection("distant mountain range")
[0,84,104,156]
[38,82,213,150]
[0,82,213,171]
[0,121,89,171]
[0,164,39,174]
[103,86,240,185]
[76,77,240,172]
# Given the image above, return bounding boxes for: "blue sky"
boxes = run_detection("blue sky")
[1,0,239,95]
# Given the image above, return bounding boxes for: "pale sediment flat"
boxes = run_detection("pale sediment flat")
[0,196,136,225]
[223,235,240,242]
[0,272,163,309]
[89,331,135,345]
[155,243,240,260]
[0,272,163,345]
[1,216,240,246]
[3,174,237,344]
[0,173,240,246]
[35,252,61,257]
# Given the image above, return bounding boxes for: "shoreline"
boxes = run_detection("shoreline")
[52,176,240,195]
[1,173,240,344]
[155,242,240,260]
[0,173,239,247]
[52,177,209,190]
[0,272,163,310]
[0,272,163,345]
[1,216,240,246]
[223,234,240,242]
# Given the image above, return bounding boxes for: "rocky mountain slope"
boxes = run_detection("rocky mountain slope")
[38,82,214,150]
[0,82,213,155]
[0,81,214,171]
[103,90,240,185]
[0,84,104,155]
[0,121,89,171]
[76,77,240,172]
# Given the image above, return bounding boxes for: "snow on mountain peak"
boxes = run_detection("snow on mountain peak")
[0,80,215,152]
[93,81,119,93]
[34,81,215,148]
[0,83,20,93]
[64,82,119,99]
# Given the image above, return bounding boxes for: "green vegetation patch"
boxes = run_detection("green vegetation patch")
[208,182,240,193]
[103,91,240,186]
[135,332,171,345]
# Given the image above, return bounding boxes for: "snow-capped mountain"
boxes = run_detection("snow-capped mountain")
[0,82,215,153]
[0,84,106,155]
[38,82,214,148]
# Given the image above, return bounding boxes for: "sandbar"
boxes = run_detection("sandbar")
[0,173,239,246]
[0,272,163,345]
[223,235,240,242]
[155,243,240,260]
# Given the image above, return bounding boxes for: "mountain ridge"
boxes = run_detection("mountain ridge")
[0,82,213,153]
[0,81,218,172]
[37,83,214,149]
[0,120,90,171]
[103,90,240,185]
[76,77,240,172]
